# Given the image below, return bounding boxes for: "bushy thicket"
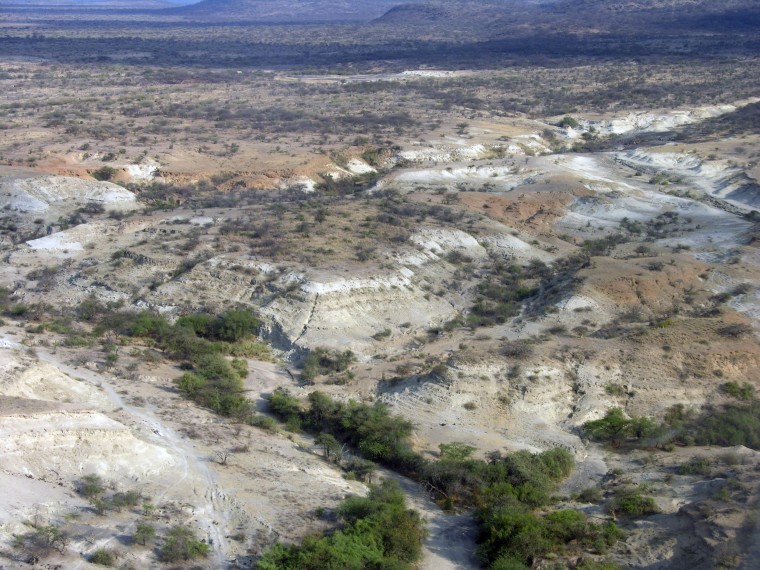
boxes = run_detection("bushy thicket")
[93,308,261,416]
[267,390,621,567]
[468,252,593,328]
[468,259,534,327]
[583,408,657,447]
[257,480,425,570]
[585,400,760,451]
[159,526,209,563]
[691,402,760,449]
[269,390,417,470]
[301,348,356,381]
[96,308,259,360]
[476,505,622,569]
[176,353,249,416]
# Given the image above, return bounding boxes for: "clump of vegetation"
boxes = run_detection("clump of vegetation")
[75,474,143,515]
[717,323,753,338]
[85,307,263,417]
[607,488,659,517]
[176,353,248,417]
[468,258,534,327]
[721,381,755,401]
[133,523,156,546]
[677,456,711,476]
[690,402,760,449]
[89,548,117,566]
[604,384,626,397]
[96,308,260,352]
[583,408,657,447]
[502,340,534,359]
[267,390,618,566]
[13,525,70,558]
[257,480,426,569]
[558,116,580,129]
[91,166,117,181]
[76,474,105,498]
[159,526,209,563]
[301,347,356,381]
[475,464,622,568]
[269,390,416,469]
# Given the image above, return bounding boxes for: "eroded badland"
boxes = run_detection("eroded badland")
[1,1,760,568]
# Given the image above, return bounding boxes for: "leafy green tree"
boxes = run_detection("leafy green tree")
[77,474,105,498]
[91,166,117,181]
[215,309,260,342]
[583,408,636,446]
[315,432,343,463]
[439,442,477,462]
[133,523,156,546]
[268,389,302,422]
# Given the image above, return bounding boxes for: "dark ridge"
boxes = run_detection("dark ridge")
[165,0,415,22]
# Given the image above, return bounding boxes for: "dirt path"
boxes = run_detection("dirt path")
[382,470,479,570]
[33,347,231,568]
[244,359,295,409]
[560,445,608,496]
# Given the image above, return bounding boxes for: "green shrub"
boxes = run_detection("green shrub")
[133,523,155,546]
[439,442,476,462]
[301,347,356,380]
[721,381,755,401]
[607,488,659,517]
[228,339,272,360]
[77,474,105,498]
[578,487,603,503]
[258,480,425,569]
[490,556,530,570]
[231,357,248,378]
[248,414,278,432]
[89,548,116,566]
[604,384,626,397]
[159,526,209,562]
[558,116,580,128]
[176,353,247,416]
[110,490,141,510]
[691,402,760,449]
[677,456,711,476]
[9,303,28,317]
[91,166,117,181]
[268,388,302,423]
[214,309,261,342]
[583,408,657,446]
[475,505,552,566]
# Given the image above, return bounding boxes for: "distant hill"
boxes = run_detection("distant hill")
[170,0,415,22]
[3,0,184,7]
[373,0,760,36]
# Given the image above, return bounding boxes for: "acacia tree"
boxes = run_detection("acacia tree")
[315,432,343,463]
[583,408,656,447]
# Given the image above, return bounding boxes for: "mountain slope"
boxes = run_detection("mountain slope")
[373,0,760,36]
[171,0,416,21]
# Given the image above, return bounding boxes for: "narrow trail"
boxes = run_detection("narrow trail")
[380,469,479,570]
[33,346,231,568]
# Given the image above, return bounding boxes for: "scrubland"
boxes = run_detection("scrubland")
[1,2,760,569]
